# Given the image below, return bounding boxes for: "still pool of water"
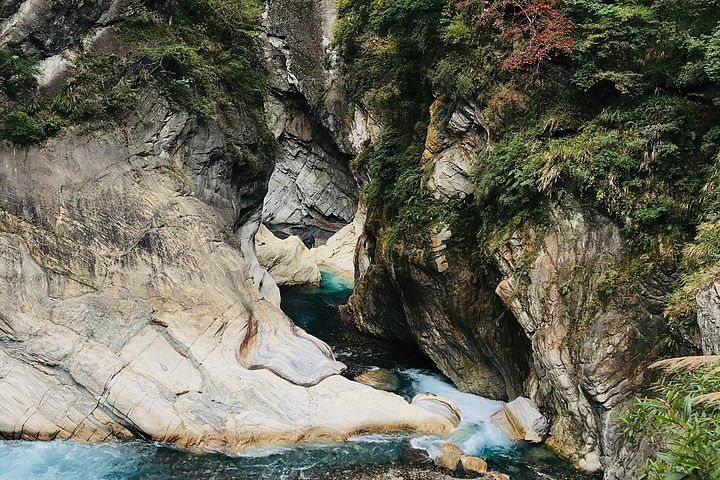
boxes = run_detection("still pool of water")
[0,271,594,480]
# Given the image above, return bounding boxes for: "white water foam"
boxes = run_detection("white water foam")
[0,440,152,480]
[400,369,515,457]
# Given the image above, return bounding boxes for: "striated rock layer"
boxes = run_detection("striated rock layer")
[0,0,457,451]
[350,99,685,478]
[259,0,364,230]
[0,95,456,449]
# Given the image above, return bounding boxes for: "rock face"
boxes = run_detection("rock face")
[353,190,678,477]
[696,281,720,355]
[0,98,459,449]
[491,397,548,443]
[351,223,531,400]
[424,99,486,200]
[311,219,360,280]
[255,224,321,287]
[492,199,677,474]
[259,0,360,230]
[0,1,458,451]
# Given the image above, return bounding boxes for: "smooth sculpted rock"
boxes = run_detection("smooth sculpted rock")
[354,368,401,392]
[255,224,322,287]
[434,443,463,471]
[0,96,457,452]
[311,221,360,281]
[491,397,548,443]
[411,394,462,429]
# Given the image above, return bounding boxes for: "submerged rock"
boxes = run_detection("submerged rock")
[354,368,401,392]
[401,447,432,464]
[255,224,322,287]
[485,473,511,480]
[491,397,548,443]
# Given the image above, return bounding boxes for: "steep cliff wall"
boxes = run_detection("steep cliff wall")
[259,0,363,235]
[349,99,695,476]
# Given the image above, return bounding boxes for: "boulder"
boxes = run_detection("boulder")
[255,224,322,286]
[491,397,549,443]
[311,221,359,281]
[460,455,488,474]
[411,394,462,428]
[354,368,401,392]
[434,443,463,471]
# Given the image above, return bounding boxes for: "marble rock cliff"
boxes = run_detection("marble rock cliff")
[259,0,369,234]
[0,0,457,450]
[349,100,689,478]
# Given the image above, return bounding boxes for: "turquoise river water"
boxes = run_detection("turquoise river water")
[0,271,594,480]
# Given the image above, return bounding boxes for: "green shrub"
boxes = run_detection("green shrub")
[0,48,37,98]
[0,0,266,146]
[622,358,720,480]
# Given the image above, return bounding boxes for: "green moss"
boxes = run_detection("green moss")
[666,220,720,326]
[0,53,139,146]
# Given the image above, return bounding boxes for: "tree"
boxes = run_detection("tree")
[477,0,575,72]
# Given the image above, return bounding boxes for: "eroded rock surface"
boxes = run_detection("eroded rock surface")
[311,220,360,280]
[696,281,720,355]
[492,199,676,475]
[255,224,321,286]
[424,99,487,200]
[259,0,360,229]
[0,44,455,453]
[353,191,677,477]
[351,224,531,400]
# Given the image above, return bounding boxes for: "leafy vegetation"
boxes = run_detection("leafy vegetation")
[0,0,265,146]
[622,357,720,479]
[335,0,720,289]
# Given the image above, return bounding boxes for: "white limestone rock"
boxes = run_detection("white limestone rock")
[491,397,549,443]
[311,221,359,281]
[0,92,457,453]
[411,394,461,429]
[255,224,321,287]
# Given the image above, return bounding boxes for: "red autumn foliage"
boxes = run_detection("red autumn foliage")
[462,0,575,72]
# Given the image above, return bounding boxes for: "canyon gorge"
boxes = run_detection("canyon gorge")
[0,0,718,479]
